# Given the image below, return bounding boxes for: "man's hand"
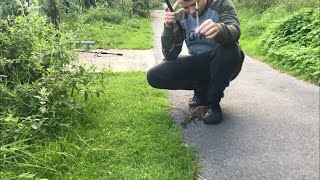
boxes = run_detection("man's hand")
[196,19,220,39]
[164,1,179,28]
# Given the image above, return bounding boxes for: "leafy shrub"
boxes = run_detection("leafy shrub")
[0,0,29,18]
[132,0,150,17]
[0,12,106,141]
[262,8,320,82]
[0,12,107,176]
[235,0,319,12]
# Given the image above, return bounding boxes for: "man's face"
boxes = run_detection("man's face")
[180,0,206,17]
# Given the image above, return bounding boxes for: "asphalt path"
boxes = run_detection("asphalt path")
[151,10,320,180]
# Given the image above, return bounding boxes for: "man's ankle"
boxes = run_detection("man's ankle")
[203,103,223,125]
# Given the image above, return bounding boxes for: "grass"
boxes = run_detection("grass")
[74,18,153,50]
[3,72,196,179]
[1,8,197,178]
[238,7,286,58]
[237,5,320,83]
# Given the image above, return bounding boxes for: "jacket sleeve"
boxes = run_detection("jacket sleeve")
[161,23,184,60]
[212,0,241,45]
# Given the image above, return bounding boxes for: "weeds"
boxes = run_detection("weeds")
[237,2,320,83]
[262,8,320,82]
[234,0,318,12]
[0,12,107,178]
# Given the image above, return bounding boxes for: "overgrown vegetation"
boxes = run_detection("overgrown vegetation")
[1,0,155,49]
[262,9,319,82]
[1,1,196,178]
[73,7,153,49]
[0,12,107,178]
[235,0,318,12]
[2,0,318,178]
[39,72,195,179]
[235,0,320,83]
[1,71,197,179]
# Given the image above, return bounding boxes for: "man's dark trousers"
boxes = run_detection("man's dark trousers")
[147,43,244,108]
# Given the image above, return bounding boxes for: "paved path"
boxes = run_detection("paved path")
[78,49,156,71]
[151,10,320,180]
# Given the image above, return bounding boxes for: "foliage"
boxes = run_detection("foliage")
[0,12,107,178]
[1,71,197,179]
[82,7,125,24]
[150,0,165,10]
[95,0,151,17]
[235,0,278,12]
[262,8,320,82]
[0,0,29,18]
[234,0,319,12]
[263,8,319,49]
[36,72,196,179]
[73,18,152,49]
[132,0,151,18]
[1,0,154,28]
[237,7,283,57]
[99,0,134,16]
[238,1,320,84]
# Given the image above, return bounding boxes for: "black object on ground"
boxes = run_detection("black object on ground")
[75,50,123,56]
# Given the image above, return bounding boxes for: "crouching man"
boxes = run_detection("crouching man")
[147,0,244,125]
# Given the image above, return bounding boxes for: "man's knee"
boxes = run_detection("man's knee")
[146,67,160,88]
[218,44,244,81]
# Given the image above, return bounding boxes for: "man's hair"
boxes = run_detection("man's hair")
[178,0,198,8]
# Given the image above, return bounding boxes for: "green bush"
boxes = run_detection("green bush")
[0,12,106,141]
[262,8,320,82]
[0,12,107,177]
[0,0,29,18]
[132,0,150,17]
[235,0,318,12]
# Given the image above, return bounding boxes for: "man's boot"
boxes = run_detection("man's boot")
[189,88,207,107]
[203,103,223,125]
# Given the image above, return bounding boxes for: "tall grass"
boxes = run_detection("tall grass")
[73,18,153,49]
[234,0,318,12]
[1,72,197,179]
[236,0,320,83]
[0,11,107,179]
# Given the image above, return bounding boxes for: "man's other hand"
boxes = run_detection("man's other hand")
[164,1,179,28]
[196,19,220,39]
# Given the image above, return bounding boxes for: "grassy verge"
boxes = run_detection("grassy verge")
[1,7,197,178]
[238,6,320,83]
[73,18,153,50]
[238,6,291,58]
[18,72,196,179]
